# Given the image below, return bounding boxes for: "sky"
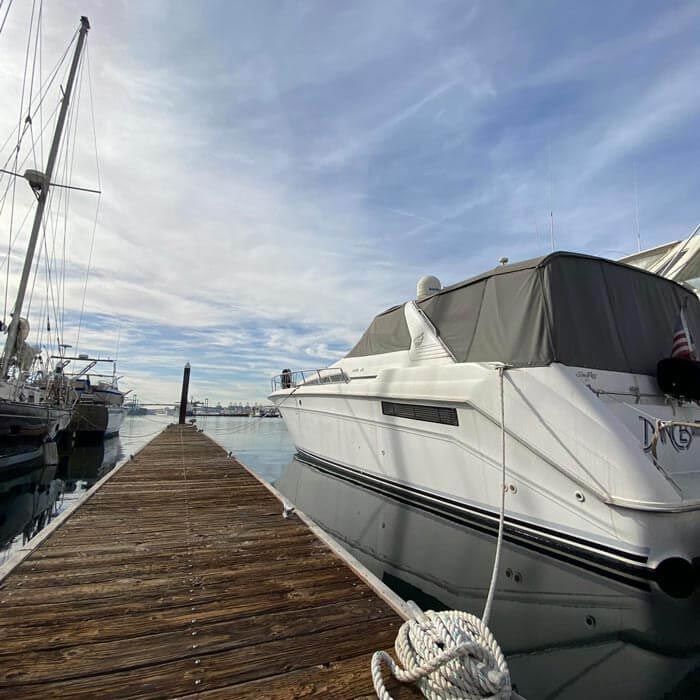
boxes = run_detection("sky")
[0,1,699,405]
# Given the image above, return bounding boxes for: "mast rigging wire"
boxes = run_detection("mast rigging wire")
[0,0,15,38]
[0,28,78,175]
[75,41,101,355]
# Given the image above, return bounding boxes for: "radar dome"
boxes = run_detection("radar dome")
[416,275,441,300]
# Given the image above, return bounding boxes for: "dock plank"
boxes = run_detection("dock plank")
[0,425,420,699]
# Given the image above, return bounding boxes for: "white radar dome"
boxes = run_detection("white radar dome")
[416,275,441,300]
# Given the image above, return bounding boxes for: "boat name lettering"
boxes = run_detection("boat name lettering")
[639,416,694,453]
[576,370,597,380]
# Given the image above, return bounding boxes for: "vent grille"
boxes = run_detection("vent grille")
[381,401,458,426]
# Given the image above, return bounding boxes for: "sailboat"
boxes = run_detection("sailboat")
[0,17,91,444]
[62,355,128,438]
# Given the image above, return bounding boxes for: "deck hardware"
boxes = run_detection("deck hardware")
[575,491,585,502]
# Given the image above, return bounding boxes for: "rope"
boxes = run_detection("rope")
[649,418,699,458]
[372,365,512,700]
[371,604,511,700]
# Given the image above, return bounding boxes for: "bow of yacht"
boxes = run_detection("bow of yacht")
[270,252,700,582]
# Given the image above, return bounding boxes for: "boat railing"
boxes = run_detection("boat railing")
[271,367,348,391]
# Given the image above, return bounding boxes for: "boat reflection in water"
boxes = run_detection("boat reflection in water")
[0,442,60,553]
[58,436,123,493]
[0,436,123,562]
[276,456,700,700]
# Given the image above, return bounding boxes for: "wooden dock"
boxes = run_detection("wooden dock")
[0,425,421,699]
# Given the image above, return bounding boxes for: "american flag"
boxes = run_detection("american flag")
[672,304,696,360]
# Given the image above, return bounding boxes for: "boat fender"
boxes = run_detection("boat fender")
[657,357,700,401]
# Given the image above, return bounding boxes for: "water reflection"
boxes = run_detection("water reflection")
[0,443,59,551]
[58,435,123,493]
[276,456,700,700]
[0,415,170,564]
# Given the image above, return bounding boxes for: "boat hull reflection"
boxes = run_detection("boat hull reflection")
[276,455,700,700]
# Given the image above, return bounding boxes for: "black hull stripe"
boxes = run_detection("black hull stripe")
[296,449,651,574]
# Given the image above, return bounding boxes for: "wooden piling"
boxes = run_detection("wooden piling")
[178,362,191,425]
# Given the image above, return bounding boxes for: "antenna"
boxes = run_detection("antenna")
[548,142,555,252]
[633,161,641,252]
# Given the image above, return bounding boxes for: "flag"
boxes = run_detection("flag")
[672,302,696,360]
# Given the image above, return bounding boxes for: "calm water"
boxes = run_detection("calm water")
[0,415,294,565]
[276,456,700,700]
[1,415,697,698]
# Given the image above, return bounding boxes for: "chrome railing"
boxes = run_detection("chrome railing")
[271,367,348,391]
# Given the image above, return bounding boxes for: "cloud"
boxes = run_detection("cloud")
[2,1,700,403]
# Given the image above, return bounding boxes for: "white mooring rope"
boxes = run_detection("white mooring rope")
[372,365,513,700]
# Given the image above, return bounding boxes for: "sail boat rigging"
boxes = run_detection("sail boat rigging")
[0,16,91,444]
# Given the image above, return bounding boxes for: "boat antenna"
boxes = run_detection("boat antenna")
[548,141,555,252]
[633,161,641,252]
[1,16,90,379]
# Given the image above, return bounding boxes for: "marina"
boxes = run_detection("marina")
[1,3,700,699]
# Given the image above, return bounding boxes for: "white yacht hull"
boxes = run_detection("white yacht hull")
[271,363,700,577]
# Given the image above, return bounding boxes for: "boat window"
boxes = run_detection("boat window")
[346,304,411,358]
[382,401,459,426]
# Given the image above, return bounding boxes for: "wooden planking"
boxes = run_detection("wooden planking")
[0,425,421,699]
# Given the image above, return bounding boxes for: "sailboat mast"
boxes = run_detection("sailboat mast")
[2,16,90,379]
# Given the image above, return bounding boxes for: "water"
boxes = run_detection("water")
[192,414,295,480]
[275,456,700,699]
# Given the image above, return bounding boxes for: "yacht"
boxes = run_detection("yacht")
[62,356,128,438]
[269,252,700,582]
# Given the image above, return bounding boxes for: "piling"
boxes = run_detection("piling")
[178,361,191,425]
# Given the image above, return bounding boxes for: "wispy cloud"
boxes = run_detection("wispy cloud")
[2,1,699,402]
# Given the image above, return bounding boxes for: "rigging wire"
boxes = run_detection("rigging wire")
[1,15,73,324]
[0,27,77,176]
[60,46,87,344]
[0,95,61,217]
[0,0,15,39]
[27,0,43,170]
[75,41,100,355]
[0,26,77,155]
[2,0,36,324]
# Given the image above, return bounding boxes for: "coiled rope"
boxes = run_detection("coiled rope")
[372,365,513,700]
[371,603,510,700]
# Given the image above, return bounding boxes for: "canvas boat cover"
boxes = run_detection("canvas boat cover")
[346,252,700,375]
